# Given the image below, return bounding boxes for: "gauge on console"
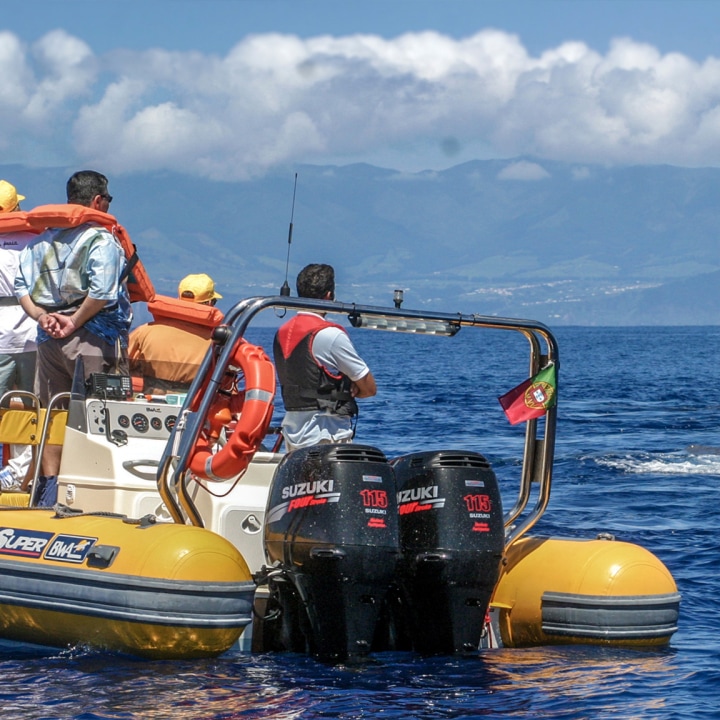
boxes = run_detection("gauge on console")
[131,413,149,433]
[165,415,177,432]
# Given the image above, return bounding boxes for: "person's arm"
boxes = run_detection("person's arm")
[315,327,378,398]
[52,297,108,338]
[352,371,377,398]
[18,295,60,335]
[19,293,107,339]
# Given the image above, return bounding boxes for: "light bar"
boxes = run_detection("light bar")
[348,312,460,336]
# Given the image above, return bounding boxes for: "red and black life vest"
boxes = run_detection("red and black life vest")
[273,314,357,417]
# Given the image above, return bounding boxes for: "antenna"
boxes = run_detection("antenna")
[280,173,298,296]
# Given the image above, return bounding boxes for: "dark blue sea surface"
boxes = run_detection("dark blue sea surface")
[2,325,718,719]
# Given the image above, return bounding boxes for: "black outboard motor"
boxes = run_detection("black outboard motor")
[389,450,505,655]
[262,444,399,662]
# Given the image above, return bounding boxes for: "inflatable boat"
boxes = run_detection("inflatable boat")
[0,294,680,660]
[0,507,254,659]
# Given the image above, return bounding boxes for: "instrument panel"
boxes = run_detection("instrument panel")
[86,399,181,441]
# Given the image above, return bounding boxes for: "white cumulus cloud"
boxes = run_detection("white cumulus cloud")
[2,28,720,178]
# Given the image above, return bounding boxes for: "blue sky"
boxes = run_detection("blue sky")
[10,1,720,58]
[3,0,720,177]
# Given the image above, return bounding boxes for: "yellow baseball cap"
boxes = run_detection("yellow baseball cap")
[0,180,25,212]
[178,273,223,303]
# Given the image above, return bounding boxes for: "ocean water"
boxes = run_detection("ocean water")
[2,324,718,719]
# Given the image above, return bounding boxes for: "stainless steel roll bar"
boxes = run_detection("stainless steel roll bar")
[156,295,560,549]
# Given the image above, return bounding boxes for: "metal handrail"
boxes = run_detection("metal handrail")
[29,392,71,506]
[156,295,559,545]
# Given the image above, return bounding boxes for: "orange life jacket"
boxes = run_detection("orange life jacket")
[0,204,155,303]
[147,294,224,328]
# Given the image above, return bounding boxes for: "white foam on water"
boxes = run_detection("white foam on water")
[596,452,720,476]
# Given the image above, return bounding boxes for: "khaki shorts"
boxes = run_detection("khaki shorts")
[35,328,128,405]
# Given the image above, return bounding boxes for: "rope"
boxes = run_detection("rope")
[0,502,159,528]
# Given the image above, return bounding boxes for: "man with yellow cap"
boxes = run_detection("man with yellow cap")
[0,181,37,492]
[0,180,25,213]
[128,273,223,395]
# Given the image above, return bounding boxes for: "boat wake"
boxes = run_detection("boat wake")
[596,450,720,476]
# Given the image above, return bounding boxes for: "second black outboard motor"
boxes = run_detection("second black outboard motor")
[262,444,399,662]
[389,450,505,655]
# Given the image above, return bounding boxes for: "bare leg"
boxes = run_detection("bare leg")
[41,444,62,477]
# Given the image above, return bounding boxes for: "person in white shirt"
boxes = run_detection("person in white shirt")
[273,263,376,450]
[0,180,37,491]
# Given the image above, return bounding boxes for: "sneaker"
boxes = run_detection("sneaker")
[0,466,19,491]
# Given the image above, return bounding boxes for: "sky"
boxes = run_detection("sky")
[3,0,720,179]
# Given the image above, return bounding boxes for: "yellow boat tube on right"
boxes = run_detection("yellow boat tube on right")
[491,535,680,648]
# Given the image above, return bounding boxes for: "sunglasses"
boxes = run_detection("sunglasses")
[99,193,113,203]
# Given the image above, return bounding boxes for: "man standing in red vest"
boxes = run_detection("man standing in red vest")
[273,263,376,451]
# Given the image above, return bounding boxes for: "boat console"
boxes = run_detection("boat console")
[85,397,181,442]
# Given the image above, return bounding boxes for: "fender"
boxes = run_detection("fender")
[0,204,155,303]
[189,340,276,481]
[148,294,224,328]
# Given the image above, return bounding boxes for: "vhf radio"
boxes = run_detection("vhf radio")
[85,373,133,400]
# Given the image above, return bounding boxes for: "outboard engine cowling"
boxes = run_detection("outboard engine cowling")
[390,450,505,654]
[263,444,399,662]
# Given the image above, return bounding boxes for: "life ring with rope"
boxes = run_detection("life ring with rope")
[188,339,276,481]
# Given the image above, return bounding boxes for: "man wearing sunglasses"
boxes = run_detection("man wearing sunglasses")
[14,170,131,505]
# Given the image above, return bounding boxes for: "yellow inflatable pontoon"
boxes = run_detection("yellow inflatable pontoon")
[491,535,680,648]
[0,506,254,659]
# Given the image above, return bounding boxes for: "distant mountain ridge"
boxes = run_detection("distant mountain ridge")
[3,159,719,325]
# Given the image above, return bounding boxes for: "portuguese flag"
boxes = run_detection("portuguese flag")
[498,364,557,425]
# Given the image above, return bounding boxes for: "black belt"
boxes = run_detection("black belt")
[39,299,85,313]
[40,299,118,314]
[0,296,19,306]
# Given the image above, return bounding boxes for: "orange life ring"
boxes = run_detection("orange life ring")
[189,340,276,481]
